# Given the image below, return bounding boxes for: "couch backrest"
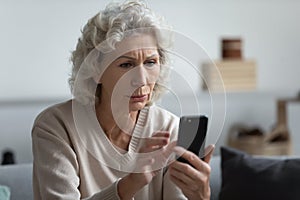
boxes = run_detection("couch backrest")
[0,163,33,200]
[0,157,222,200]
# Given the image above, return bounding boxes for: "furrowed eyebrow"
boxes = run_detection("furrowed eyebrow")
[116,54,159,61]
[116,55,135,60]
[146,54,159,59]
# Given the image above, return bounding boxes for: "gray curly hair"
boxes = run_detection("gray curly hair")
[69,0,173,105]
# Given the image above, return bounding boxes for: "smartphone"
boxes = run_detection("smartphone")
[177,115,208,166]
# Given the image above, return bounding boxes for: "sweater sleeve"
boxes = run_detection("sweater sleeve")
[32,115,121,200]
[32,125,81,200]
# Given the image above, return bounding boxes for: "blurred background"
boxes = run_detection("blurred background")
[1,0,300,163]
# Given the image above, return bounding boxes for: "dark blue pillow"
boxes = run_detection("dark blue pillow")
[220,146,300,200]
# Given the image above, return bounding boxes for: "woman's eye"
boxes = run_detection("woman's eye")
[119,62,133,68]
[144,60,157,67]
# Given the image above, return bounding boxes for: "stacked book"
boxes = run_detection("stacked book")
[202,60,256,92]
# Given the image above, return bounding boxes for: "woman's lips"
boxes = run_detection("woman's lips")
[130,94,148,102]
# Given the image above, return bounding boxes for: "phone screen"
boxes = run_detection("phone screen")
[177,115,208,163]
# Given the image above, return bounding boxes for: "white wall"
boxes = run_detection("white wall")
[1,0,300,163]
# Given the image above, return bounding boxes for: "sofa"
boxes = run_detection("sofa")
[2,148,298,200]
[0,163,33,200]
[0,157,222,200]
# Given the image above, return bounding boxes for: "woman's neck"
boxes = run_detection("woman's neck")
[95,100,139,150]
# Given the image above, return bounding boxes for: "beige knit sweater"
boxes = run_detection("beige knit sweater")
[32,100,187,200]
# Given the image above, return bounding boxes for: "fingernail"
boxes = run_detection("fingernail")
[206,144,215,151]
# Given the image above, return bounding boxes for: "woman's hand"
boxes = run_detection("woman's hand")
[168,145,215,200]
[138,131,170,153]
[118,132,175,200]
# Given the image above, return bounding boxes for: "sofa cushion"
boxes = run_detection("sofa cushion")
[0,163,33,200]
[219,146,300,200]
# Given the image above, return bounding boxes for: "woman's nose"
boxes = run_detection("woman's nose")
[130,65,147,87]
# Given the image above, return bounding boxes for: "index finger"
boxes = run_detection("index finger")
[174,146,210,173]
[152,131,170,138]
[203,144,215,163]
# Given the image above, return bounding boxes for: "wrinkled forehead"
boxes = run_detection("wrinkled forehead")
[98,33,158,66]
[118,33,157,49]
[120,48,159,59]
[113,34,158,57]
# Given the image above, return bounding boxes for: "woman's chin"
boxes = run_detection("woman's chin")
[129,102,147,112]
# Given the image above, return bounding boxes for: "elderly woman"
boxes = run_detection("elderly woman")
[32,0,214,199]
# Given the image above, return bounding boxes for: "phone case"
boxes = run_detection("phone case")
[177,115,208,166]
